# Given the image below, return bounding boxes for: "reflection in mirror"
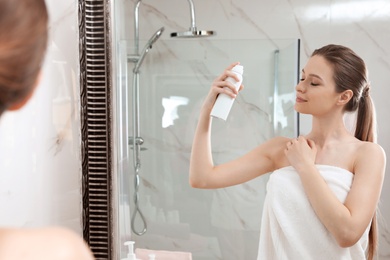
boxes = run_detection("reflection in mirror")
[111,1,299,260]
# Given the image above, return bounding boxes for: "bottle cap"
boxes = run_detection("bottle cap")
[231,64,244,75]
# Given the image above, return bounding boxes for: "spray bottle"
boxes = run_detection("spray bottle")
[210,64,244,120]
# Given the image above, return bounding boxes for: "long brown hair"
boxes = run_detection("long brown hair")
[0,0,48,115]
[312,44,377,259]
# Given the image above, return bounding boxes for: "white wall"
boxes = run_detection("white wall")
[0,0,82,234]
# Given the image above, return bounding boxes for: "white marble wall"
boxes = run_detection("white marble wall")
[123,0,390,259]
[0,0,82,234]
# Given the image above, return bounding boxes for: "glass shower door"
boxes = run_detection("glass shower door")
[118,38,300,260]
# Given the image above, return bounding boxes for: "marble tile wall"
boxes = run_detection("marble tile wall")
[0,0,82,234]
[122,0,390,259]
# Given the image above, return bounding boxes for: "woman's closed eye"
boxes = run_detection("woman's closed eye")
[300,78,319,86]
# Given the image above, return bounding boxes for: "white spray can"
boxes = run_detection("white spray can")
[210,64,244,121]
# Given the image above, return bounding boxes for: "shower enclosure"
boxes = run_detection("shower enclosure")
[110,1,300,259]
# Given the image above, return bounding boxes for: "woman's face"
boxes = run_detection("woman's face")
[295,55,341,116]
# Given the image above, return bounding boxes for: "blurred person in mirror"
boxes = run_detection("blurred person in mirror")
[0,0,94,259]
[190,44,386,260]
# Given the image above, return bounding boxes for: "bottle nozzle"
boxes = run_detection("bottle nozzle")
[124,241,136,260]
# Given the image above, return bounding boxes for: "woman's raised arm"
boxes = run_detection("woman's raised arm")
[189,63,287,189]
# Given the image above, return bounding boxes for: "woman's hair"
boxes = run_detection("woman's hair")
[0,0,49,115]
[312,44,377,260]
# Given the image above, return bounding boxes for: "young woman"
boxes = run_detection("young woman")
[0,0,93,259]
[190,44,386,259]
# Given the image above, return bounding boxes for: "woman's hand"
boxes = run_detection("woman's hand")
[284,136,317,172]
[202,62,244,111]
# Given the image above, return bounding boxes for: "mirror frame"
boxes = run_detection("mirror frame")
[79,0,114,258]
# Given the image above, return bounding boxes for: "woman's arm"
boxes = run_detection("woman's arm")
[286,138,386,247]
[0,227,94,260]
[189,63,286,189]
[337,143,385,246]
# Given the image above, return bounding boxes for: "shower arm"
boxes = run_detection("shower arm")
[187,0,197,31]
[134,0,141,55]
[132,0,198,56]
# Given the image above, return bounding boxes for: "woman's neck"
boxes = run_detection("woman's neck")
[306,114,353,148]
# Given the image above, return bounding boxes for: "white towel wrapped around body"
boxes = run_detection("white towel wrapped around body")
[257,165,370,260]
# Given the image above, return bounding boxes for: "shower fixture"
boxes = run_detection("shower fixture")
[133,27,164,74]
[128,0,216,236]
[170,0,215,38]
[129,0,215,65]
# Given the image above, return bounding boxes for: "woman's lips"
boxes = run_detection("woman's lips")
[296,96,307,102]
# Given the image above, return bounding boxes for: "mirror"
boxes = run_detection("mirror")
[110,1,299,259]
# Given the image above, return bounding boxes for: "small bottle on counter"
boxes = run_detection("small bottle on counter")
[122,241,138,260]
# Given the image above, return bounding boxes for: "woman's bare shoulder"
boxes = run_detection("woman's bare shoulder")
[0,227,94,260]
[254,136,291,168]
[252,136,291,157]
[355,141,386,173]
[357,141,386,159]
[264,136,291,146]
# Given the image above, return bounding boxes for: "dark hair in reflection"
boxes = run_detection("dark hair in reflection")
[0,0,49,115]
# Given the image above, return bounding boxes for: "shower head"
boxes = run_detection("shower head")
[147,26,165,46]
[170,28,215,38]
[170,0,216,38]
[133,27,165,73]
